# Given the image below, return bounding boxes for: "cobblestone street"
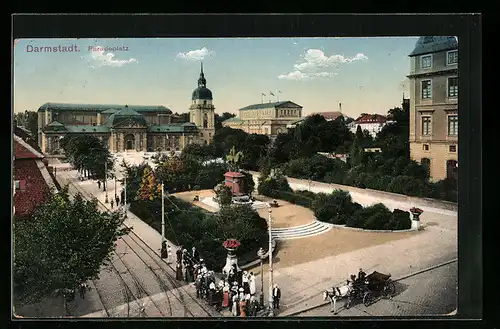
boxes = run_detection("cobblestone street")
[296,261,457,317]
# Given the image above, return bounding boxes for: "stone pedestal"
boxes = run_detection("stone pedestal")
[411,212,421,231]
[222,247,241,275]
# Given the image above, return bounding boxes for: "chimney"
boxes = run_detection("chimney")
[339,103,342,113]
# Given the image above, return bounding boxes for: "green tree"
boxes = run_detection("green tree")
[214,183,233,207]
[13,187,129,307]
[14,110,38,142]
[226,146,244,172]
[136,167,162,201]
[215,112,237,130]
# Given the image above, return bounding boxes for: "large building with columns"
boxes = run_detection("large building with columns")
[222,101,303,137]
[37,65,216,154]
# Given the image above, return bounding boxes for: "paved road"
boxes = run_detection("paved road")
[296,261,457,317]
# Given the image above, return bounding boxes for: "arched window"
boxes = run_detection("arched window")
[446,160,458,180]
[204,100,207,105]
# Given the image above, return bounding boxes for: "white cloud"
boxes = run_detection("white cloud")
[88,47,138,68]
[278,49,368,81]
[278,71,310,81]
[176,47,215,61]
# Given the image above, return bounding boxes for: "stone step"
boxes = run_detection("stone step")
[272,221,321,232]
[272,226,331,239]
[272,222,325,234]
[272,225,331,237]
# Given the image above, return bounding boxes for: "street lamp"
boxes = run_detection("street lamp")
[123,175,127,218]
[267,206,274,317]
[160,182,169,261]
[104,160,109,203]
[257,247,265,309]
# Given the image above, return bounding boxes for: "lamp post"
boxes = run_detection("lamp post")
[123,175,127,218]
[114,174,117,200]
[257,247,265,309]
[160,182,168,260]
[267,206,274,317]
[104,160,108,203]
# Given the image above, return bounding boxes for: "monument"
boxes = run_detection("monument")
[224,146,252,204]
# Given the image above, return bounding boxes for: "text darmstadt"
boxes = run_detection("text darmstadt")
[26,45,80,53]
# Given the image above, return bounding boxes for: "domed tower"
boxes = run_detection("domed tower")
[190,62,215,144]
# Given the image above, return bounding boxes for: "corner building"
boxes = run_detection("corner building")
[37,65,215,154]
[407,36,458,181]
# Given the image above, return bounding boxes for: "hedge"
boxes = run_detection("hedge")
[258,177,412,231]
[129,197,268,270]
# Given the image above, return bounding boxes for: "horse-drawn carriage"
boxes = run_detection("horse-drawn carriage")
[323,271,396,314]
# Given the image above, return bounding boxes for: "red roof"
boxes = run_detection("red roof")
[14,159,51,217]
[355,114,387,124]
[14,135,44,160]
[312,111,343,121]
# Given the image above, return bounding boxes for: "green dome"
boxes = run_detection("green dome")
[105,105,147,127]
[192,87,213,100]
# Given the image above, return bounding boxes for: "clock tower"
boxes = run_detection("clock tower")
[190,62,215,144]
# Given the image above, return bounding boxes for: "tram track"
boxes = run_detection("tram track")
[57,170,217,317]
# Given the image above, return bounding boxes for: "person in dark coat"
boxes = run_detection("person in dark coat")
[272,284,281,310]
[176,247,183,264]
[120,190,125,205]
[98,181,101,189]
[192,246,200,262]
[175,262,183,281]
[115,195,120,207]
[186,263,194,282]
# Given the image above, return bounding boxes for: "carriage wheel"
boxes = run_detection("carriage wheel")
[363,292,373,307]
[383,281,396,298]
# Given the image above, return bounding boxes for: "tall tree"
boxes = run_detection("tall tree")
[14,110,38,141]
[215,112,237,130]
[136,167,162,201]
[13,187,129,307]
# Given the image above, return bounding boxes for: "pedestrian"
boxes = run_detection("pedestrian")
[222,282,230,308]
[239,294,247,317]
[231,295,238,316]
[115,195,120,206]
[181,249,188,265]
[195,275,202,298]
[175,262,183,281]
[193,264,199,280]
[228,267,235,284]
[110,200,114,209]
[249,296,259,316]
[98,181,101,189]
[176,247,183,264]
[242,271,250,294]
[121,190,125,205]
[272,284,281,310]
[186,262,194,282]
[192,246,200,262]
[78,283,88,299]
[249,272,256,296]
[208,281,216,306]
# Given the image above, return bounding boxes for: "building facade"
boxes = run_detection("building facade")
[222,101,303,137]
[348,114,394,137]
[14,134,57,218]
[37,65,215,154]
[407,36,458,181]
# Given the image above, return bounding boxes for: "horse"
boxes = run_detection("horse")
[323,281,354,314]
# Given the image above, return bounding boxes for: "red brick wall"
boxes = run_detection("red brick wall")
[14,160,50,217]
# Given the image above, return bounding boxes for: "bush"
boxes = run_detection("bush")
[193,185,201,191]
[386,209,412,230]
[347,203,393,230]
[387,175,427,197]
[311,190,357,225]
[323,171,345,184]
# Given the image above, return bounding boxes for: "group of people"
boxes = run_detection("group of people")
[172,245,283,316]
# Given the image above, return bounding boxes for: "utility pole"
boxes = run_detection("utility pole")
[267,206,274,317]
[123,176,127,218]
[160,182,168,259]
[104,160,109,203]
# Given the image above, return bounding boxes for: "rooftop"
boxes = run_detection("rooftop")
[355,114,388,124]
[311,111,343,121]
[14,135,45,160]
[38,102,172,114]
[409,36,458,57]
[238,101,301,111]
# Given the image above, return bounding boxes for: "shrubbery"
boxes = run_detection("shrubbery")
[130,198,268,269]
[258,176,412,231]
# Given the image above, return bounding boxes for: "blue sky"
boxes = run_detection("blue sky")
[13,37,419,118]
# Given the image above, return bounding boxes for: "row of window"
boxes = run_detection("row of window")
[422,144,457,153]
[421,77,458,99]
[421,114,457,136]
[420,158,458,180]
[420,50,458,69]
[278,109,300,117]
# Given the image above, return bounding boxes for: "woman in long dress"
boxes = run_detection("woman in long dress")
[242,271,250,295]
[222,283,230,308]
[239,296,247,317]
[231,295,238,316]
[249,272,256,296]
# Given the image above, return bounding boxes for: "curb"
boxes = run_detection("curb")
[281,258,458,317]
[325,222,419,233]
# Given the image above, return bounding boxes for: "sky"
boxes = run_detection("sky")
[13,37,420,118]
